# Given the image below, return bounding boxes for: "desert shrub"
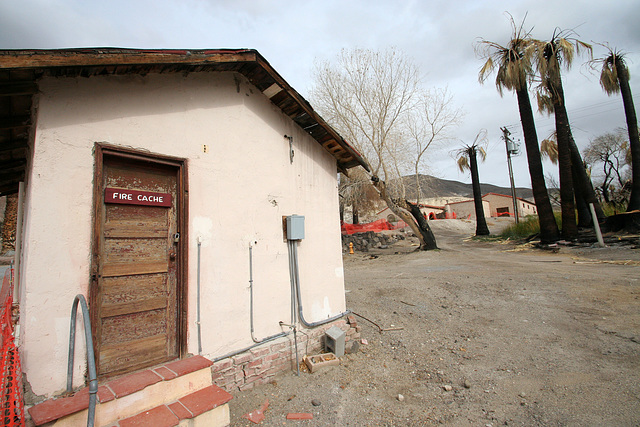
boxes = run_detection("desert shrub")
[499,212,567,240]
[499,216,541,239]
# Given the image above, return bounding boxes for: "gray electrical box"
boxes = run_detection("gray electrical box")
[286,215,305,240]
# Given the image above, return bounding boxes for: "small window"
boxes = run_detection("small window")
[496,207,510,217]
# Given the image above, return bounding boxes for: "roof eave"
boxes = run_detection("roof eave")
[0,48,368,195]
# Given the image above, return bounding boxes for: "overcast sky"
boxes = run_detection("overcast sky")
[2,0,639,188]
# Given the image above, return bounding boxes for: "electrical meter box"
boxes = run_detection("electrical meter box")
[286,215,305,240]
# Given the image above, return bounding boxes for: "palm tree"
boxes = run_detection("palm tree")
[456,130,490,236]
[477,15,559,243]
[534,31,592,239]
[595,48,640,211]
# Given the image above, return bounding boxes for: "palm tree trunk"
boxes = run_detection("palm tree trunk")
[468,148,490,235]
[573,181,590,228]
[551,78,578,239]
[569,136,605,225]
[618,71,640,211]
[516,86,560,243]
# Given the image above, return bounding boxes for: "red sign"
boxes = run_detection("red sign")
[105,188,172,207]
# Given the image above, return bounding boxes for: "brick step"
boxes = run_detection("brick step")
[117,385,232,427]
[27,355,231,427]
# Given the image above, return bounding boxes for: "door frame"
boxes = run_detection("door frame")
[91,143,189,374]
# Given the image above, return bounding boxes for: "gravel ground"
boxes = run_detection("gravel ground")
[229,219,640,426]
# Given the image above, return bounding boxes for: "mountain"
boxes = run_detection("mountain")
[401,174,534,201]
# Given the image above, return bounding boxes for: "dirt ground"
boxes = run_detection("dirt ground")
[229,219,640,426]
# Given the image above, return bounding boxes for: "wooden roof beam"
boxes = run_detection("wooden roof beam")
[0,49,258,70]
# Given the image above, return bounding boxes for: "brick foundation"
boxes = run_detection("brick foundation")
[211,316,361,391]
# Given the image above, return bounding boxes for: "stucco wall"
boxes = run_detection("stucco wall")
[447,200,490,220]
[19,72,346,397]
[483,194,537,217]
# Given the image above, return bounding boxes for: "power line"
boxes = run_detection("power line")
[503,90,639,130]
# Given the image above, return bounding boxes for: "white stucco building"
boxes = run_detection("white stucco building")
[446,199,491,220]
[0,49,367,423]
[482,193,537,218]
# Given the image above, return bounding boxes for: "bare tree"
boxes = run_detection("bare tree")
[311,47,459,250]
[406,88,462,203]
[583,129,631,207]
[339,168,382,224]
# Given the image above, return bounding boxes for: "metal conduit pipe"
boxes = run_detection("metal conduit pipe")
[288,240,351,328]
[214,243,297,367]
[67,295,98,427]
[287,240,297,324]
[284,241,302,375]
[249,244,288,343]
[279,322,300,376]
[215,238,349,367]
[213,331,291,363]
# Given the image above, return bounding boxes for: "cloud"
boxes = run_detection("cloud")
[1,0,639,187]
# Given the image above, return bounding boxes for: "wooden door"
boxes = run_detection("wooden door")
[92,149,184,378]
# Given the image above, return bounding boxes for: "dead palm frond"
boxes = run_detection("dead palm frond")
[456,156,469,173]
[534,29,592,106]
[602,52,627,95]
[588,44,630,95]
[540,132,559,164]
[536,89,555,115]
[476,13,536,96]
[456,129,488,171]
[535,29,592,77]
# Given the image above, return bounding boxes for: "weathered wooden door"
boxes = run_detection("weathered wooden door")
[92,148,185,378]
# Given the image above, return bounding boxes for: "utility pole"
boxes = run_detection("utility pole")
[501,127,520,224]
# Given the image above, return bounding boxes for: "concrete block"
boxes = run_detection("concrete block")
[325,326,346,357]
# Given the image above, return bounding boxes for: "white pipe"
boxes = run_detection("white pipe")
[196,237,202,354]
[589,203,606,248]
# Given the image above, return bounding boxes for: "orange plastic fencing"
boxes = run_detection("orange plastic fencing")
[341,219,408,235]
[1,266,24,427]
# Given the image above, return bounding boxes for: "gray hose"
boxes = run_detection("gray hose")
[67,295,97,427]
